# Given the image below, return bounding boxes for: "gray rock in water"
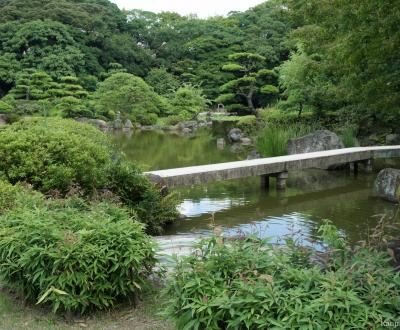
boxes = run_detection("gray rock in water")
[374,168,400,203]
[124,119,133,130]
[217,138,226,149]
[287,130,344,155]
[247,150,261,160]
[386,134,400,146]
[228,128,243,142]
[182,127,192,134]
[241,137,252,146]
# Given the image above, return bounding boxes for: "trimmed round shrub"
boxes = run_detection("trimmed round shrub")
[0,117,112,193]
[164,223,400,329]
[0,118,179,234]
[0,193,157,313]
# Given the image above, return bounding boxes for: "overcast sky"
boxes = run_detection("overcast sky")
[111,0,267,18]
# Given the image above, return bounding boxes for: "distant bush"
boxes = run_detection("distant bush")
[170,85,210,120]
[164,222,400,329]
[0,100,12,113]
[0,118,178,234]
[0,192,157,313]
[93,73,172,120]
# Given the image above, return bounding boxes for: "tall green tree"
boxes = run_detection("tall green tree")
[218,53,278,116]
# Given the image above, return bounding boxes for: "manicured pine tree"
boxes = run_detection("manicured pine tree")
[217,52,278,117]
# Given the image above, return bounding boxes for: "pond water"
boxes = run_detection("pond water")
[113,129,400,245]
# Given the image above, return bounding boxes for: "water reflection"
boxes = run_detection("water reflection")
[113,131,400,244]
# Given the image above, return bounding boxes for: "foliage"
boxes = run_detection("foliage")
[256,123,316,157]
[145,67,180,96]
[108,161,179,235]
[339,126,357,148]
[169,85,210,120]
[219,52,278,116]
[93,73,172,121]
[0,117,112,193]
[0,117,178,234]
[284,0,400,133]
[0,191,157,313]
[0,100,12,113]
[164,222,400,329]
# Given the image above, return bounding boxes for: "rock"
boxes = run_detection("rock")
[0,114,7,125]
[88,119,108,132]
[182,128,192,134]
[240,137,252,146]
[217,138,226,149]
[386,134,400,146]
[230,143,243,153]
[75,118,108,132]
[113,119,122,129]
[374,168,400,203]
[124,119,133,130]
[180,121,198,130]
[287,130,344,155]
[247,150,261,160]
[228,128,243,142]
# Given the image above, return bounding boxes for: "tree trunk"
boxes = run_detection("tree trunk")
[298,102,303,117]
[246,92,259,118]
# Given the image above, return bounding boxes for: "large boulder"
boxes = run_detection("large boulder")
[228,128,243,142]
[374,168,400,203]
[386,134,400,146]
[287,130,344,155]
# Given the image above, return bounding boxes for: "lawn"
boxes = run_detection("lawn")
[0,286,173,330]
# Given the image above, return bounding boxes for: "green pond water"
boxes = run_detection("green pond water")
[113,129,400,244]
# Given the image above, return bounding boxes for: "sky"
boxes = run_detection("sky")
[111,0,267,18]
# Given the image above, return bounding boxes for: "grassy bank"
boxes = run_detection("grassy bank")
[0,287,172,330]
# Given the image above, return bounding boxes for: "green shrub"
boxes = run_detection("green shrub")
[162,115,184,126]
[93,73,172,119]
[0,180,21,213]
[256,123,316,157]
[0,117,112,193]
[0,100,13,114]
[164,222,400,329]
[170,85,210,120]
[0,194,157,313]
[0,118,179,234]
[109,161,179,235]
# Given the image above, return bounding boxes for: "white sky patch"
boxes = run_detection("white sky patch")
[111,0,267,18]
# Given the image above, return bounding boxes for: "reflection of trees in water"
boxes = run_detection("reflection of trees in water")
[167,177,399,244]
[112,130,246,170]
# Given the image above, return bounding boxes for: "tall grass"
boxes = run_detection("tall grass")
[256,123,316,157]
[340,126,357,148]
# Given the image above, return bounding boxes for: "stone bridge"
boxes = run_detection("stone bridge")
[145,146,400,190]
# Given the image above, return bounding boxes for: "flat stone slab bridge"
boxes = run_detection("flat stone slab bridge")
[145,146,400,190]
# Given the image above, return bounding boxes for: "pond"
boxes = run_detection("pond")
[113,129,400,245]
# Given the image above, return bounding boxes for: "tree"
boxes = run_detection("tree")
[9,70,59,100]
[93,72,172,121]
[284,0,400,132]
[145,67,180,96]
[169,85,210,120]
[218,52,278,116]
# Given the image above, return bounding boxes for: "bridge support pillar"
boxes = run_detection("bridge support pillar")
[260,174,270,190]
[350,162,359,174]
[276,171,289,190]
[364,159,373,173]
